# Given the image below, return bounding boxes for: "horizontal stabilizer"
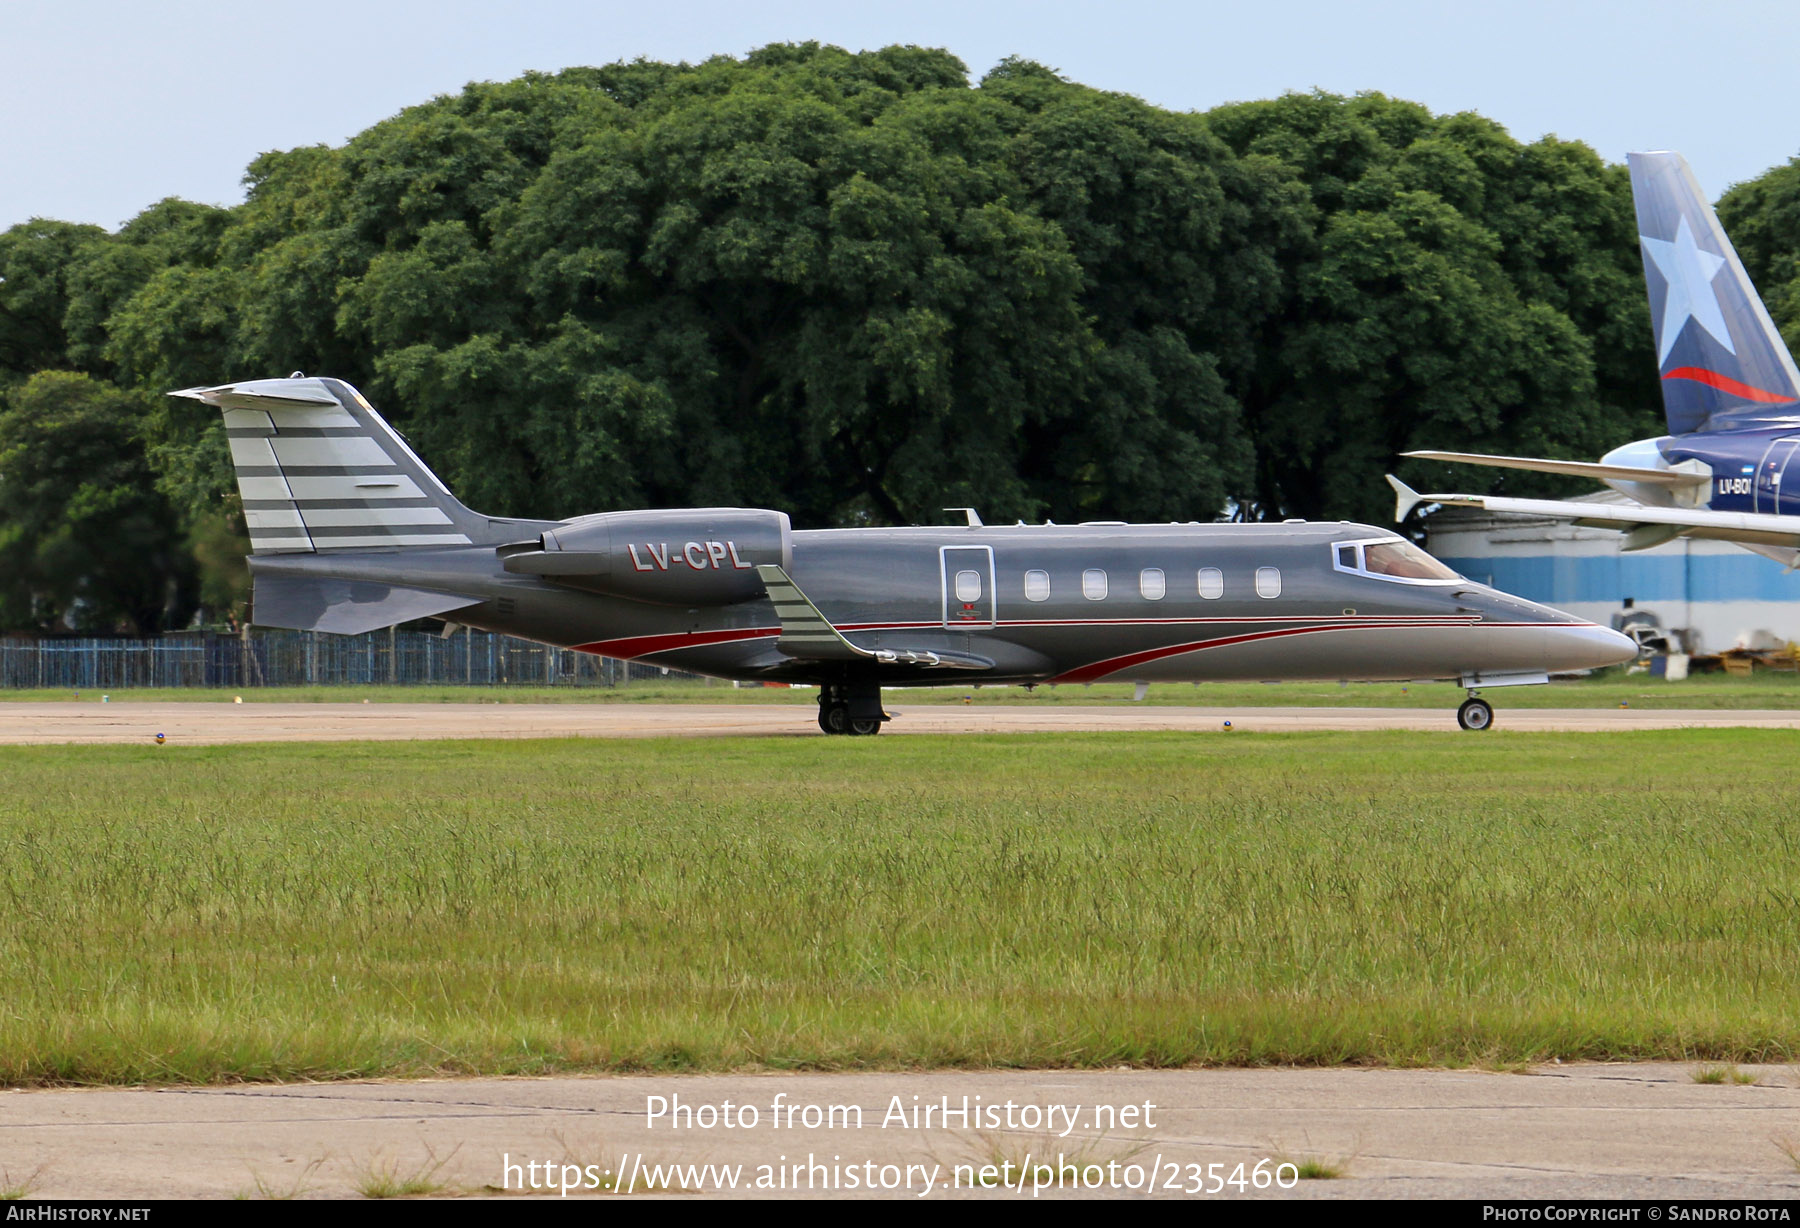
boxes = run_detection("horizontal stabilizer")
[170,383,341,411]
[253,574,481,635]
[1401,451,1709,488]
[755,564,992,670]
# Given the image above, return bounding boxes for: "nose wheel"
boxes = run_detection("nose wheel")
[1457,695,1494,731]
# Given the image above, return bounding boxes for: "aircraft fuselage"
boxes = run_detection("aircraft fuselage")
[1620,430,1800,516]
[250,520,1632,690]
[184,373,1630,734]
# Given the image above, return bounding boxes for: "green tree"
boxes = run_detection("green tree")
[0,52,1703,636]
[371,47,1100,524]
[0,219,107,386]
[0,371,195,631]
[986,58,1305,520]
[1205,92,1659,523]
[1718,157,1800,355]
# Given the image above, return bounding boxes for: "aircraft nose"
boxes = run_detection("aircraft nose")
[1543,623,1639,673]
[1459,586,1639,673]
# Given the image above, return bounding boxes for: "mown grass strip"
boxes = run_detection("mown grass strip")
[6,668,1800,708]
[1,730,1795,1083]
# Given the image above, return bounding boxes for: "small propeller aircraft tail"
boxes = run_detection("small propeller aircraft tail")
[171,376,491,554]
[1629,151,1800,435]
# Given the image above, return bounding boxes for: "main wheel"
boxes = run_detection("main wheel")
[819,701,851,735]
[847,717,883,736]
[1457,697,1494,731]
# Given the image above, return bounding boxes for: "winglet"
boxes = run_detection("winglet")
[1386,474,1424,523]
[755,564,994,670]
[755,564,866,660]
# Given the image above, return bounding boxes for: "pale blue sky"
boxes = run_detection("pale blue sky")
[4,0,1797,231]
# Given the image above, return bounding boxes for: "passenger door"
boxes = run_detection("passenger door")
[940,546,995,628]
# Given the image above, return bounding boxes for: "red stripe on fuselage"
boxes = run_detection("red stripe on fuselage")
[1662,367,1798,404]
[1046,620,1473,684]
[574,617,1560,677]
[571,622,941,658]
[571,617,1483,663]
[572,627,779,658]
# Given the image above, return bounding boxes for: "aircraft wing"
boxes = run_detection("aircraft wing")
[755,565,992,669]
[1399,450,1709,488]
[1387,476,1800,551]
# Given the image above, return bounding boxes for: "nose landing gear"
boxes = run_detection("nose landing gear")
[1457,693,1494,731]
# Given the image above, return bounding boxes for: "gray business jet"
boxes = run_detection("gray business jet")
[177,376,1634,733]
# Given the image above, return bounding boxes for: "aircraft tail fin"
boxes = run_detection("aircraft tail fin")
[173,376,490,554]
[1629,151,1800,434]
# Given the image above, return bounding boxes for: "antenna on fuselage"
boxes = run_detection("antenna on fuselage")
[944,507,984,528]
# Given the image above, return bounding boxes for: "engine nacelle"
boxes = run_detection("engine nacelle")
[499,508,791,605]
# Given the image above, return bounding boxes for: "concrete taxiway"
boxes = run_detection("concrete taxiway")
[2,1065,1798,1200]
[0,701,1797,743]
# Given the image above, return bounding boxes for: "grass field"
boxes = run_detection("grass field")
[7,668,1800,708]
[1,729,1795,1085]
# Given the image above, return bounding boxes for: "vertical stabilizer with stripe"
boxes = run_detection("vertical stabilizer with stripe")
[1629,151,1800,434]
[173,377,488,553]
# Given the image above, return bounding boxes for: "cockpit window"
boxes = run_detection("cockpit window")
[1332,538,1463,585]
[1364,542,1460,581]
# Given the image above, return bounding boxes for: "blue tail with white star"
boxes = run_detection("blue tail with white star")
[1630,151,1800,435]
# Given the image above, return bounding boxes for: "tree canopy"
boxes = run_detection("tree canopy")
[0,372,192,632]
[5,42,1772,632]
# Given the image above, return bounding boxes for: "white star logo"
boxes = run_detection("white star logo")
[1641,215,1734,365]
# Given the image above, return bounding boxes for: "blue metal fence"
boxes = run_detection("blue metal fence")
[0,630,700,690]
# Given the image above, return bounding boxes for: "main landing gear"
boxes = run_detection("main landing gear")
[1457,693,1494,731]
[817,683,888,736]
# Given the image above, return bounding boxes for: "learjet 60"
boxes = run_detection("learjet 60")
[180,376,1633,732]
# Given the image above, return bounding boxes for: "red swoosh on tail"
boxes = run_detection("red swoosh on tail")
[1662,367,1797,404]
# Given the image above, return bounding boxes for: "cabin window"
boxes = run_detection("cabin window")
[1140,568,1165,600]
[1082,569,1108,600]
[1023,570,1050,602]
[1255,566,1281,599]
[1198,567,1223,600]
[954,569,982,603]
